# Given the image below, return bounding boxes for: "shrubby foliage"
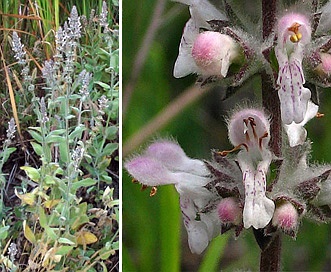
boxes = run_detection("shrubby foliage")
[0,2,119,271]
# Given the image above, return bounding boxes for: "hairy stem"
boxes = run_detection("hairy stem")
[259,1,282,272]
[260,233,282,271]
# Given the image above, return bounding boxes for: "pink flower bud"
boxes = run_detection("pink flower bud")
[217,197,242,225]
[174,24,239,78]
[272,202,298,236]
[191,31,238,77]
[316,53,331,77]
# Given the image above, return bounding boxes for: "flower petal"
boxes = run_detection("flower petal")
[239,153,274,229]
[146,140,209,176]
[277,58,311,125]
[124,156,175,186]
[316,1,331,35]
[242,168,275,229]
[283,101,318,147]
[174,172,212,200]
[176,0,227,27]
[173,19,200,78]
[180,196,210,254]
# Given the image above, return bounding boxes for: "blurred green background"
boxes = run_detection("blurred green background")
[122,0,331,270]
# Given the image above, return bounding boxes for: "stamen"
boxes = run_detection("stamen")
[288,22,302,43]
[150,186,157,197]
[132,179,139,184]
[248,117,257,139]
[259,132,269,149]
[218,143,248,156]
[141,184,148,191]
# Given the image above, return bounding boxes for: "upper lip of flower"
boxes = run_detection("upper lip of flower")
[242,117,269,151]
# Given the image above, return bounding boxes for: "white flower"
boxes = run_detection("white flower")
[275,12,312,125]
[125,140,220,253]
[173,0,238,78]
[180,196,220,254]
[228,108,275,229]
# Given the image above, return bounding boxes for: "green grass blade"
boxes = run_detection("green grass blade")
[160,187,181,272]
[198,234,229,272]
[122,246,137,272]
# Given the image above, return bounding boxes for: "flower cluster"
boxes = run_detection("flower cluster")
[11,31,26,65]
[172,0,331,147]
[126,108,331,254]
[3,118,16,147]
[125,0,331,256]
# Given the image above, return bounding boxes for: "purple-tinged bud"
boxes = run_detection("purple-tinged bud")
[191,31,238,77]
[272,202,298,236]
[217,197,242,225]
[315,53,331,77]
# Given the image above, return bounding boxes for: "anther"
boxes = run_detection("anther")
[141,184,148,191]
[288,22,301,34]
[316,112,324,118]
[288,22,302,43]
[150,186,157,197]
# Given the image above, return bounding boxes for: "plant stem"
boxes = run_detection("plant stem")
[259,1,282,271]
[260,233,282,271]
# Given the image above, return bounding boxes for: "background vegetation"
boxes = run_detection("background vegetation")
[123,0,331,271]
[0,0,119,271]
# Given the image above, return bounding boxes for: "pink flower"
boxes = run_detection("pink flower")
[174,27,239,78]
